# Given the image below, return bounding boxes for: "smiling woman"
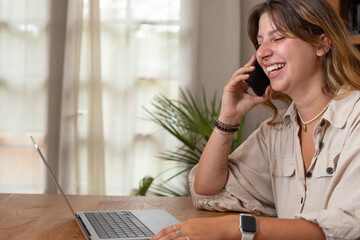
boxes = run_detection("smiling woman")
[256,13,326,97]
[152,0,360,239]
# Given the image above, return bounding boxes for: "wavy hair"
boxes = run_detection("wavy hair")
[248,0,360,124]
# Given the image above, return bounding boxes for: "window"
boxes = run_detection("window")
[79,0,181,195]
[0,0,49,193]
[0,0,181,195]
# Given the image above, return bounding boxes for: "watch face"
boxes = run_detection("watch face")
[241,215,257,233]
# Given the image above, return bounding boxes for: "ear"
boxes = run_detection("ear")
[316,34,331,56]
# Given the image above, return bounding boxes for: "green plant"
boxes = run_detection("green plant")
[135,88,245,196]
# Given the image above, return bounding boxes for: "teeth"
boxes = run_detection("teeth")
[267,64,285,72]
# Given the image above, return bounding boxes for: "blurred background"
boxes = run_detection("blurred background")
[0,0,268,196]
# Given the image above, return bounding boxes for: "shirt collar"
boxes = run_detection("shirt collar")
[281,90,360,128]
[324,90,360,128]
[282,102,298,126]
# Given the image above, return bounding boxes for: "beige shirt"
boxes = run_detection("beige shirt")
[189,90,360,240]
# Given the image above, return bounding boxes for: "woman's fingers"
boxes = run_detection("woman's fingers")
[231,65,255,80]
[229,55,258,90]
[152,223,185,240]
[231,55,256,78]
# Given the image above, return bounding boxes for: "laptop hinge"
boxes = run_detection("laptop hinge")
[76,214,92,240]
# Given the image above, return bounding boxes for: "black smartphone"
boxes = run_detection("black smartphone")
[245,60,270,96]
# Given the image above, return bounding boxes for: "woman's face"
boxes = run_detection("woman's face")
[256,13,324,98]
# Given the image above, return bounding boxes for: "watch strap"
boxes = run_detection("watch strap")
[241,232,255,240]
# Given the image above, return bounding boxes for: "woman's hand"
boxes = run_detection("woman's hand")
[152,215,240,240]
[219,55,270,125]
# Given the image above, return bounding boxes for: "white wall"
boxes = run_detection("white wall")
[182,0,241,97]
[197,0,241,97]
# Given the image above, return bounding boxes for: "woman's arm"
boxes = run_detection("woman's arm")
[255,217,325,240]
[193,127,234,195]
[194,56,270,195]
[152,215,325,240]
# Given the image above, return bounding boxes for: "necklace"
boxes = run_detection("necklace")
[298,101,331,132]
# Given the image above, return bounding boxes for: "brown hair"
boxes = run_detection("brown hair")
[248,0,360,124]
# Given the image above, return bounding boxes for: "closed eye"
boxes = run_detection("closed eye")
[274,37,285,42]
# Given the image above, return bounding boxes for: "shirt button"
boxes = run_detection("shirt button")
[305,171,312,178]
[320,120,326,126]
[319,142,323,148]
[326,167,334,175]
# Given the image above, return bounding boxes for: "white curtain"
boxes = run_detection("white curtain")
[57,0,181,195]
[0,0,242,195]
[57,0,84,195]
[56,0,242,196]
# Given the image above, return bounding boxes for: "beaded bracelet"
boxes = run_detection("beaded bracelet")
[213,116,240,133]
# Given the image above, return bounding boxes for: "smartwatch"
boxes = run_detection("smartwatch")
[239,214,257,240]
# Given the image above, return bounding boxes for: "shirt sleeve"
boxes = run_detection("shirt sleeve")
[188,122,277,217]
[296,117,360,240]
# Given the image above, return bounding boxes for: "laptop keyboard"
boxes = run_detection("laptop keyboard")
[85,211,154,239]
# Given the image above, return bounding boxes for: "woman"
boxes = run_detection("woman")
[153,0,360,239]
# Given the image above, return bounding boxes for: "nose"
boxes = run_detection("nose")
[256,41,273,63]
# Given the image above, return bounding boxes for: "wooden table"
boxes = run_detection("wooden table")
[0,194,230,239]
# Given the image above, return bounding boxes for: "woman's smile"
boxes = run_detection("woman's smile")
[266,63,285,79]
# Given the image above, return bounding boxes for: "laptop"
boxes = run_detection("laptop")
[30,136,179,240]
